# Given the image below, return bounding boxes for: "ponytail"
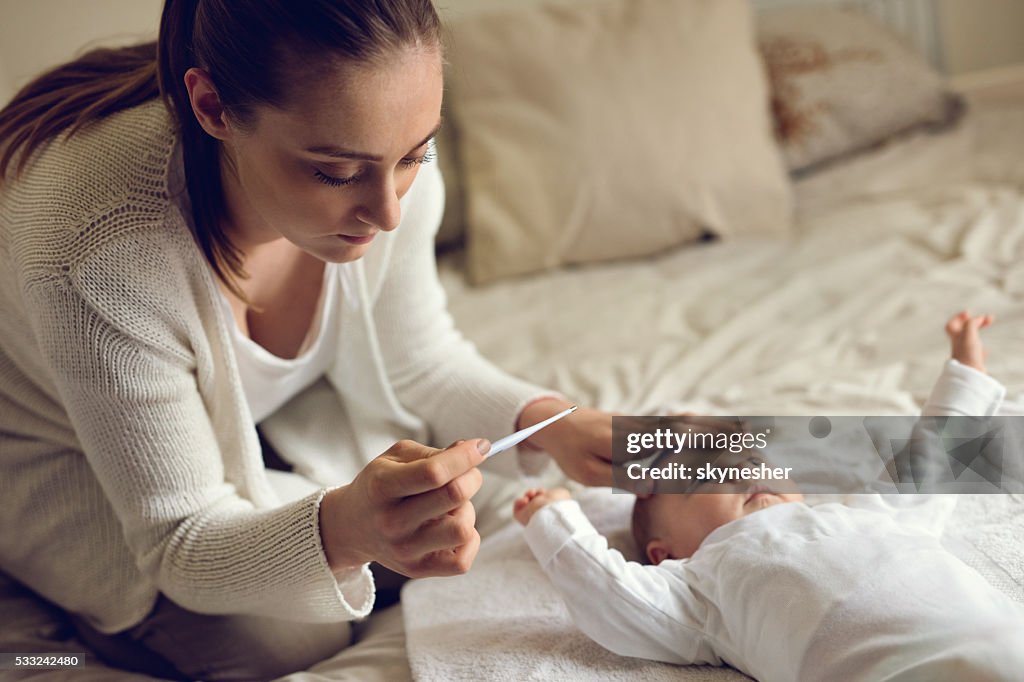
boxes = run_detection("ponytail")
[0,42,158,179]
[157,0,244,292]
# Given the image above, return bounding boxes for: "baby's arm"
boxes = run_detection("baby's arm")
[515,489,721,667]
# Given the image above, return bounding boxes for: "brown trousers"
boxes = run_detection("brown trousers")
[70,594,353,681]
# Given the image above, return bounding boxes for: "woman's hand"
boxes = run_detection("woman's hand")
[318,438,490,578]
[518,399,615,487]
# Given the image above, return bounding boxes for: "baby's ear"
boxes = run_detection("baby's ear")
[646,540,671,566]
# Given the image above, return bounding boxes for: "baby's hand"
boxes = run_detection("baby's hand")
[513,487,572,526]
[945,310,993,373]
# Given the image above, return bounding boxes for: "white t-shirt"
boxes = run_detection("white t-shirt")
[218,263,346,424]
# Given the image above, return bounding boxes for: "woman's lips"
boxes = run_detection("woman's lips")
[337,232,375,245]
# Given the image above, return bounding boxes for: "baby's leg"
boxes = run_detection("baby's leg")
[945,310,992,373]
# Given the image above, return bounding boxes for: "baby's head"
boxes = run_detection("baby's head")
[632,452,803,564]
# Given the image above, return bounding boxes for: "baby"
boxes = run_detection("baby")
[515,312,1024,682]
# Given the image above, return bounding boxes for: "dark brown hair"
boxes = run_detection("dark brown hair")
[0,0,441,290]
[631,497,655,565]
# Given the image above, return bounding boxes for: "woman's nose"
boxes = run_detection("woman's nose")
[356,179,402,231]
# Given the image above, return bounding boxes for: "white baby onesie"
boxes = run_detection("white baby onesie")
[523,362,1024,681]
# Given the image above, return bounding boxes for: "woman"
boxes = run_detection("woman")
[0,0,614,679]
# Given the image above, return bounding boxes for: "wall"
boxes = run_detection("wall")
[0,0,160,105]
[0,0,1023,105]
[938,0,1024,75]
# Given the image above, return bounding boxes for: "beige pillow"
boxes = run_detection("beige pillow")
[758,6,959,173]
[445,0,793,284]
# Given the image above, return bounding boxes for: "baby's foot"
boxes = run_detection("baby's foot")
[945,310,993,373]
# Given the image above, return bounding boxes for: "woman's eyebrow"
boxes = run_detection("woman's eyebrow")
[304,120,442,161]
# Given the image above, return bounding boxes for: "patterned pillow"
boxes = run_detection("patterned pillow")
[758,5,962,173]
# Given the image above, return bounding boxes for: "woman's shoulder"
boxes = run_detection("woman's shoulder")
[2,99,186,270]
[1,100,210,348]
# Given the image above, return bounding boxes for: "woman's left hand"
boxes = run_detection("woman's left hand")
[516,399,615,486]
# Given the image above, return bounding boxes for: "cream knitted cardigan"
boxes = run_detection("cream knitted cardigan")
[0,100,547,633]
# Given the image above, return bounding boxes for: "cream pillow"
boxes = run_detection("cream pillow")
[445,0,793,284]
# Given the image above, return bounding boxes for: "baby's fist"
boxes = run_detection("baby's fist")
[513,487,572,526]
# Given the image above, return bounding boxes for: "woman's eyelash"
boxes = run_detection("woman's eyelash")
[313,143,436,187]
[314,169,360,187]
[400,145,437,168]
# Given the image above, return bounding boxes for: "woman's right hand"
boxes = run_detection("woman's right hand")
[318,438,490,578]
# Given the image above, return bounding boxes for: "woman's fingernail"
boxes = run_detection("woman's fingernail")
[476,439,491,455]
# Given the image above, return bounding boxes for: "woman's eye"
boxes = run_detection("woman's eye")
[314,169,360,187]
[399,143,437,169]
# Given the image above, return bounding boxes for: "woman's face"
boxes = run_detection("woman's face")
[219,47,444,262]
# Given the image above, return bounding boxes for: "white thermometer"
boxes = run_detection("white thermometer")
[485,405,578,458]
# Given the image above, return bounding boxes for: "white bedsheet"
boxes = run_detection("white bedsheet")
[438,103,1024,421]
[402,99,1024,680]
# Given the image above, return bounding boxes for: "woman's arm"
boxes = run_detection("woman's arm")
[369,162,557,462]
[370,161,614,484]
[20,230,373,623]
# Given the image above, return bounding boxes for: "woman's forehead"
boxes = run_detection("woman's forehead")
[256,49,443,154]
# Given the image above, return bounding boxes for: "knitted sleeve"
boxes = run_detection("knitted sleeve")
[370,161,553,463]
[19,229,373,623]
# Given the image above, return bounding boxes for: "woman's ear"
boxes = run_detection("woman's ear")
[646,539,671,565]
[184,67,232,141]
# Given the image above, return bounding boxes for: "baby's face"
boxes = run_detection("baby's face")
[644,487,804,564]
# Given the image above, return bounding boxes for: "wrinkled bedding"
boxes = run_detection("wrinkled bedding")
[439,104,1024,420]
[402,98,1024,680]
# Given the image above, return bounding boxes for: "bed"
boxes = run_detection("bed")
[3,0,1024,680]
[400,91,1024,681]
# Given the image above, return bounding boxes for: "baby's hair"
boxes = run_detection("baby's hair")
[632,497,655,565]
[632,435,769,563]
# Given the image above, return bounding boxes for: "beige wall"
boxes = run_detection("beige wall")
[938,0,1024,74]
[0,0,1022,104]
[0,0,161,104]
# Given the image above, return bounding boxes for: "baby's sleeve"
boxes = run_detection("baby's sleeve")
[523,500,721,666]
[923,360,1005,417]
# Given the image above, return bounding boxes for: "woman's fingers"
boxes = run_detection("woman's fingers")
[590,464,614,487]
[374,439,488,498]
[401,501,478,565]
[414,526,481,577]
[575,453,613,487]
[397,465,483,526]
